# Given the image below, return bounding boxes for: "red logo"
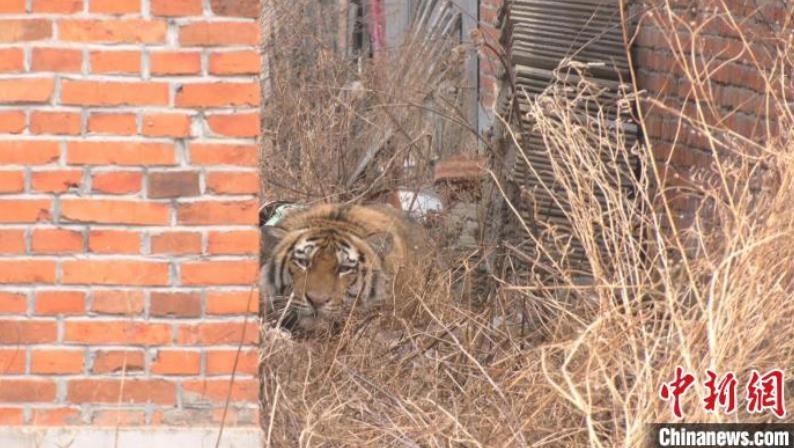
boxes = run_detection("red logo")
[660,366,696,419]
[660,367,786,419]
[746,369,786,418]
[703,369,738,414]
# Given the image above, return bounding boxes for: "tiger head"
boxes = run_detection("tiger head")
[262,226,394,332]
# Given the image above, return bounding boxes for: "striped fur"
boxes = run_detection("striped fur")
[260,203,428,333]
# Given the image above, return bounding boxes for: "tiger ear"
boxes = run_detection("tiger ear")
[366,232,394,259]
[260,226,288,263]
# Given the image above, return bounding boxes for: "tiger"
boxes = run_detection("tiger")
[260,203,432,334]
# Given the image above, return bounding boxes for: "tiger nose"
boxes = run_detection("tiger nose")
[305,293,330,308]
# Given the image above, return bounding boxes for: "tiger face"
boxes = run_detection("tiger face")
[260,203,429,334]
[262,227,391,332]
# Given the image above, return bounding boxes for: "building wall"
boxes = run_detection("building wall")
[633,0,786,225]
[478,0,502,128]
[0,0,261,436]
[482,0,785,226]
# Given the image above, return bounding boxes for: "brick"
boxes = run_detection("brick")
[62,199,169,225]
[32,0,83,13]
[0,408,24,425]
[93,409,146,426]
[65,320,171,344]
[0,170,25,193]
[176,82,259,107]
[182,378,258,402]
[90,50,141,74]
[152,0,203,16]
[91,290,145,315]
[0,199,51,223]
[60,19,167,44]
[90,0,140,14]
[153,408,214,425]
[91,170,143,194]
[67,379,176,404]
[0,320,57,343]
[0,291,27,313]
[205,171,258,195]
[0,348,26,374]
[206,290,258,315]
[142,113,192,138]
[30,408,81,425]
[35,290,85,315]
[0,0,25,13]
[0,230,26,255]
[151,349,200,375]
[0,379,56,403]
[62,80,169,106]
[480,4,498,24]
[31,48,82,72]
[638,73,675,97]
[210,0,258,18]
[0,78,55,104]
[89,230,141,254]
[68,141,176,166]
[87,113,137,135]
[179,22,258,46]
[206,349,258,375]
[217,407,257,425]
[150,292,201,318]
[209,50,260,75]
[177,200,258,225]
[62,260,170,285]
[189,143,258,166]
[150,51,202,76]
[0,20,52,42]
[0,111,25,133]
[148,171,200,198]
[655,142,712,168]
[0,141,59,164]
[30,349,84,374]
[30,111,82,135]
[31,169,82,193]
[177,321,259,344]
[180,260,258,286]
[0,260,56,283]
[91,349,145,373]
[31,228,83,254]
[0,49,24,72]
[208,230,258,255]
[207,112,259,137]
[150,231,202,255]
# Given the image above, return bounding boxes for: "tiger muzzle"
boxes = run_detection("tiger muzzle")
[305,293,332,309]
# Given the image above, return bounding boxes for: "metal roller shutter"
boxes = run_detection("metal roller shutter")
[497,0,640,282]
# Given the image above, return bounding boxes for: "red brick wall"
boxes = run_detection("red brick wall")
[0,0,261,427]
[633,0,787,224]
[478,0,503,112]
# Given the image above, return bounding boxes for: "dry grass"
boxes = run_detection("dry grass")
[258,1,794,446]
[260,0,476,204]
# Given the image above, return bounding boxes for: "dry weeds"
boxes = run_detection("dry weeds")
[258,1,794,446]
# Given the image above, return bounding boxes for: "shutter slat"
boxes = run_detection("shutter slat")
[497,0,639,280]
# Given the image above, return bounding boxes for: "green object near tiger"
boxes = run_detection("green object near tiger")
[264,203,306,227]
